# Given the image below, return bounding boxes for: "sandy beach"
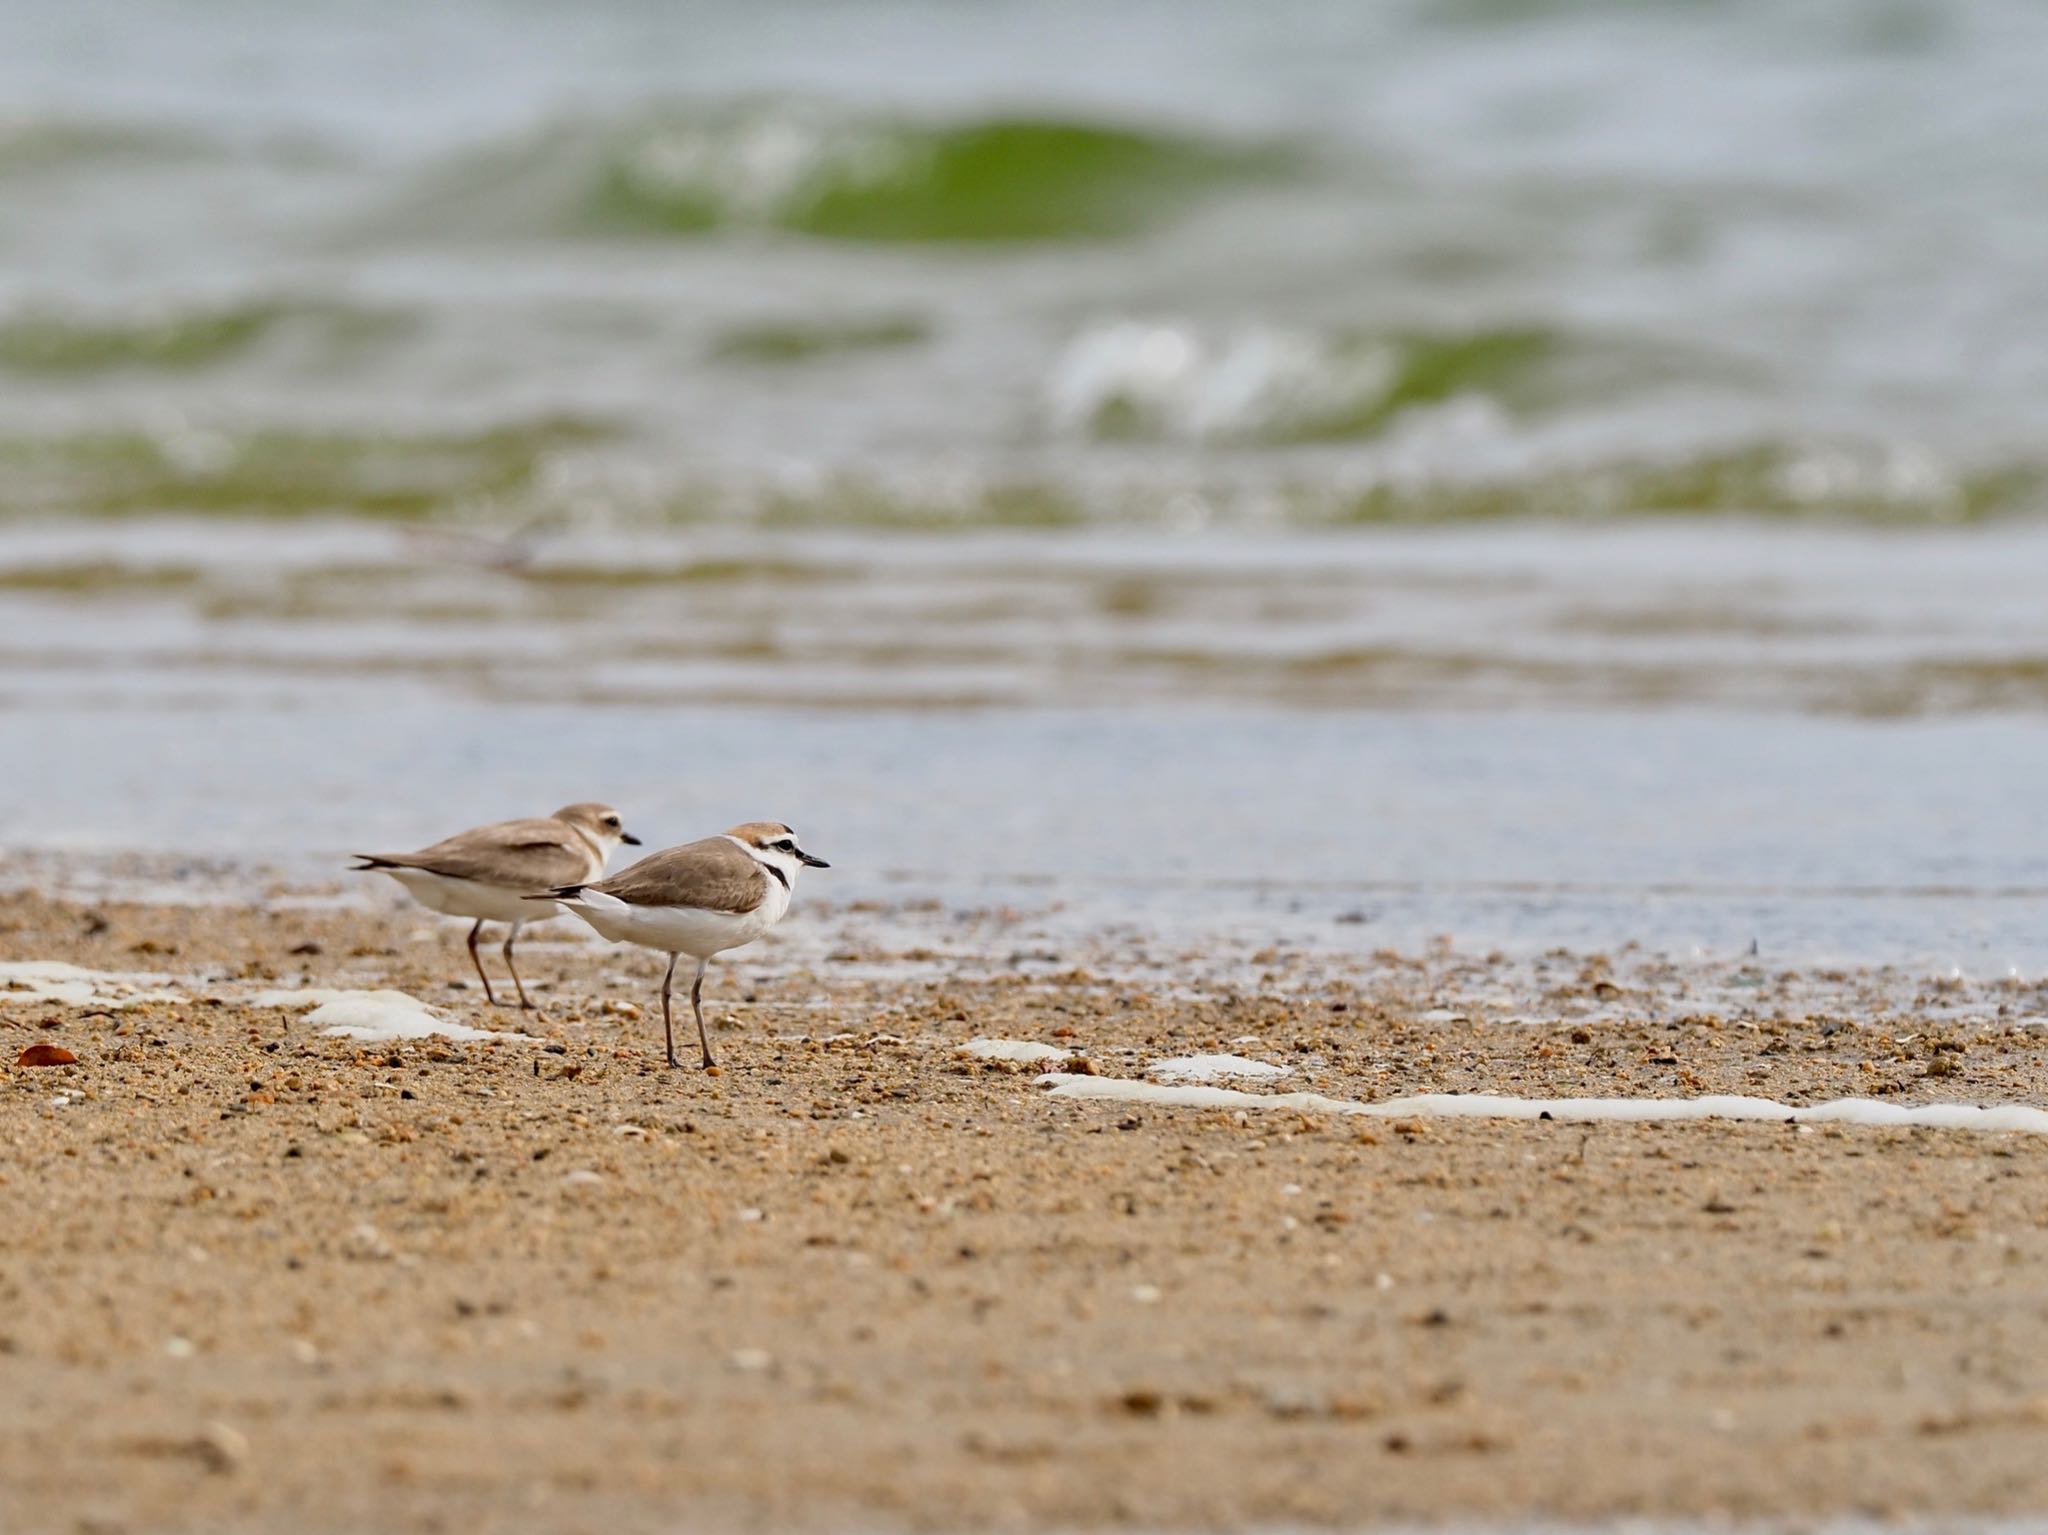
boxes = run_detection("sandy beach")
[8,886,2048,1534]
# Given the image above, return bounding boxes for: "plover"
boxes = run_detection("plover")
[538,821,828,1069]
[352,803,639,1011]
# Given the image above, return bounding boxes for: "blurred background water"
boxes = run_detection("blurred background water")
[5,0,2046,519]
[2,0,2045,970]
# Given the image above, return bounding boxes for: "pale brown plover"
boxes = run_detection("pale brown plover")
[537,821,828,1069]
[352,802,639,1011]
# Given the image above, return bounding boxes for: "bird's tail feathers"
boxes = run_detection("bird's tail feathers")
[556,885,629,913]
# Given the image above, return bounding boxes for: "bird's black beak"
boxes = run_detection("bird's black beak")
[797,848,830,868]
[621,830,643,845]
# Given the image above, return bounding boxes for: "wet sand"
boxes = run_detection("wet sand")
[7,887,2048,1534]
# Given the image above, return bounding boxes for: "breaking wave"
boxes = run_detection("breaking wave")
[389,101,1298,244]
[0,417,612,520]
[0,115,212,176]
[0,296,412,375]
[0,417,2037,528]
[1046,319,1593,442]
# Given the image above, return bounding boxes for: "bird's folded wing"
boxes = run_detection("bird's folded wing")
[391,819,597,888]
[587,837,766,913]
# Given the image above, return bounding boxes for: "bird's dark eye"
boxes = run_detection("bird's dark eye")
[604,817,619,828]
[776,838,796,850]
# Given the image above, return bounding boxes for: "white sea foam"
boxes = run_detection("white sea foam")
[0,960,179,1008]
[256,987,531,1043]
[958,1038,1071,1064]
[1038,1074,2048,1136]
[1147,1053,1289,1083]
[1046,319,1404,443]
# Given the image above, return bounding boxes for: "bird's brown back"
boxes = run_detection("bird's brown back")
[359,816,602,889]
[586,836,769,913]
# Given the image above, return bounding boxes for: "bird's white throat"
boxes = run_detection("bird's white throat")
[728,835,808,896]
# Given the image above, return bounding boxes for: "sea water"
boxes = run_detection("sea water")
[1,0,2045,978]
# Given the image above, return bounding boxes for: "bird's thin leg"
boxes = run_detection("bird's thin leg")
[502,921,544,1015]
[660,953,680,1068]
[691,958,714,1070]
[466,920,498,1005]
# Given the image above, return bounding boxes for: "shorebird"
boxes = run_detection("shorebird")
[352,803,639,1011]
[539,821,828,1068]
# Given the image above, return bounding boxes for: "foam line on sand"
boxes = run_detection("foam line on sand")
[958,1038,1072,1064]
[256,988,535,1043]
[0,960,179,1008]
[1037,1074,2048,1135]
[1147,1053,1289,1083]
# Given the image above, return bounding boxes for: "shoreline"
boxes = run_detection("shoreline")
[7,888,2048,1532]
